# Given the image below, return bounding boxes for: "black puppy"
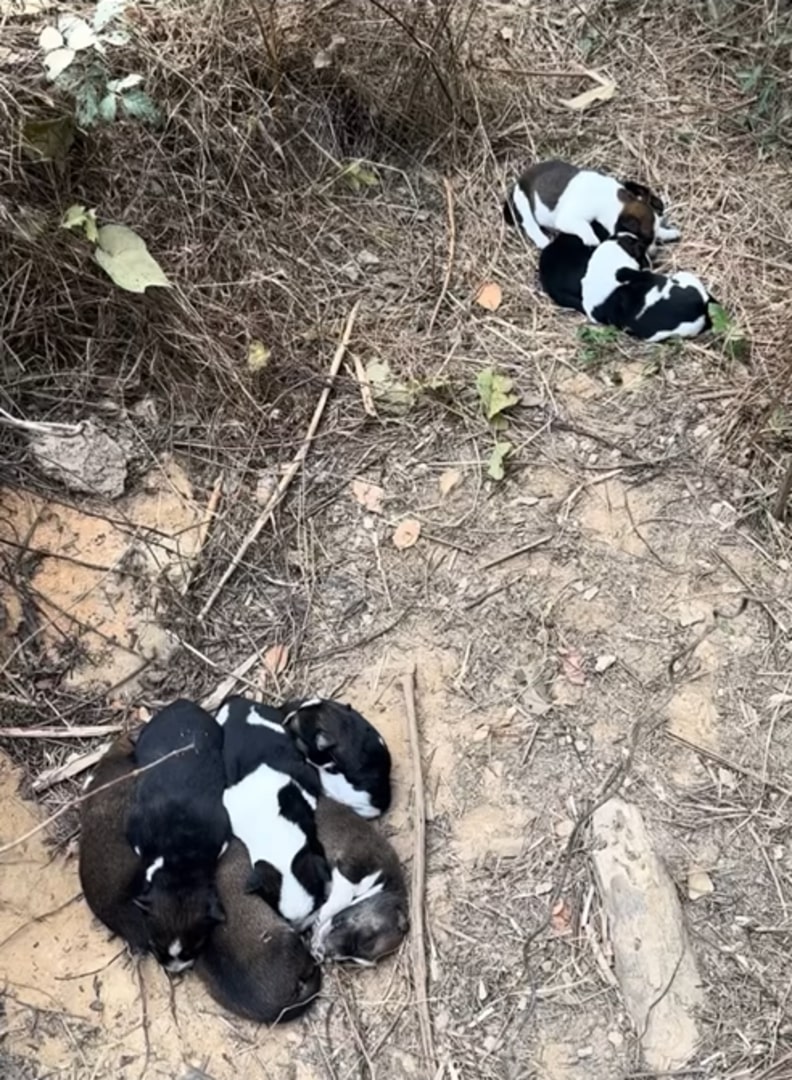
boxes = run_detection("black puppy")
[217,696,330,930]
[281,697,392,819]
[126,699,231,970]
[80,727,224,972]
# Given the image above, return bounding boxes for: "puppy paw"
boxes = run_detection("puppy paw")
[658,225,681,243]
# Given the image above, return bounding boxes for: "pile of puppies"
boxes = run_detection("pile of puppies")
[504,159,717,342]
[78,695,407,1024]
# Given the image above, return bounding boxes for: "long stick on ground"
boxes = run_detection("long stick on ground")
[199,301,361,619]
[401,664,437,1074]
[427,177,455,333]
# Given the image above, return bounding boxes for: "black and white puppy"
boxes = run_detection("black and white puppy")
[310,797,408,966]
[195,840,321,1024]
[504,159,680,251]
[80,727,225,973]
[126,700,231,971]
[217,696,330,930]
[281,697,391,819]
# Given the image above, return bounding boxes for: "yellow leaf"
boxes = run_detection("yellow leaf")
[94,224,171,293]
[475,281,502,311]
[438,469,462,497]
[393,518,421,550]
[247,340,270,371]
[560,77,616,112]
[350,478,384,513]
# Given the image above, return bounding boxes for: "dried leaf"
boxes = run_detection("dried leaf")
[351,478,384,514]
[365,358,414,412]
[560,77,616,112]
[22,114,75,163]
[560,647,586,686]
[264,643,289,676]
[438,468,462,497]
[247,340,271,371]
[687,868,714,901]
[487,441,512,481]
[476,368,520,421]
[475,281,502,311]
[94,224,171,293]
[550,898,574,936]
[393,518,421,550]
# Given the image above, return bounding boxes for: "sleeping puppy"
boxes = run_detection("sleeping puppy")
[195,840,321,1023]
[281,697,391,819]
[310,797,408,966]
[217,696,330,930]
[606,266,715,342]
[127,699,231,971]
[504,159,680,251]
[80,728,225,972]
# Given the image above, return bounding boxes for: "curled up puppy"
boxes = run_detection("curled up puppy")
[195,840,321,1024]
[126,699,231,971]
[310,797,408,966]
[504,159,680,251]
[218,696,330,929]
[281,696,392,819]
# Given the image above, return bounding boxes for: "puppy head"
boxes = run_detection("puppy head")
[282,698,391,816]
[615,199,657,247]
[313,891,409,966]
[620,179,665,216]
[134,877,225,973]
[614,232,651,268]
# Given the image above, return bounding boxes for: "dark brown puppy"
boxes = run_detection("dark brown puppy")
[79,728,224,972]
[195,840,321,1023]
[310,797,408,966]
[79,731,149,953]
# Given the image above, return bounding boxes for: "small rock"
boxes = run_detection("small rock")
[29,418,129,498]
[607,1031,623,1048]
[574,738,587,753]
[595,654,616,673]
[577,1046,593,1059]
[555,818,575,839]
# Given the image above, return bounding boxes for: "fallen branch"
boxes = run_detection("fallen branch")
[666,729,792,800]
[427,177,455,333]
[401,664,437,1074]
[0,724,123,740]
[199,300,361,619]
[183,473,224,593]
[32,746,110,793]
[0,406,83,437]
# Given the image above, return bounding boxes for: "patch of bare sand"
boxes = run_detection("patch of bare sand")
[0,456,210,696]
[577,478,656,557]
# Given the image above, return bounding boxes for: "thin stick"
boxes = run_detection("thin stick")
[772,455,792,521]
[666,730,792,800]
[0,744,192,856]
[427,178,455,333]
[351,353,378,418]
[199,301,361,618]
[478,533,553,572]
[0,407,83,437]
[401,664,437,1073]
[200,648,263,712]
[0,724,123,740]
[33,746,110,793]
[183,473,224,593]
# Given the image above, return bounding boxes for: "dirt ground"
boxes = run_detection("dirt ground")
[2,1,792,1078]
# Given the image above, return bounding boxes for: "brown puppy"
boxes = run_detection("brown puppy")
[79,728,224,972]
[310,798,408,966]
[503,159,679,251]
[195,840,321,1023]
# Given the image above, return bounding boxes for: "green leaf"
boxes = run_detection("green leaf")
[21,114,75,163]
[94,224,171,293]
[707,302,731,335]
[119,88,162,125]
[98,92,117,123]
[342,160,379,192]
[366,358,414,411]
[94,0,127,31]
[487,441,512,481]
[476,368,520,421]
[62,204,99,242]
[75,81,101,127]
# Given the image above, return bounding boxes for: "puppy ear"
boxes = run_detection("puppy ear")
[615,267,644,285]
[315,731,336,752]
[207,891,225,926]
[621,179,649,199]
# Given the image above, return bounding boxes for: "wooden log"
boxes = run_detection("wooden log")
[591,797,704,1071]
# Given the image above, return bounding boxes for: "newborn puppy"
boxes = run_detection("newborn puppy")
[608,266,715,342]
[310,797,408,966]
[281,697,391,819]
[195,840,321,1024]
[218,696,329,929]
[79,732,150,954]
[538,221,620,312]
[127,700,231,971]
[80,727,224,972]
[504,159,679,251]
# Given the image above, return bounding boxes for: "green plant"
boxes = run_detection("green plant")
[708,302,750,363]
[475,368,520,480]
[576,324,621,369]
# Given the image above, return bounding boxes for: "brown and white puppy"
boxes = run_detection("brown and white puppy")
[309,797,408,966]
[503,159,679,251]
[79,726,225,973]
[195,840,321,1023]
